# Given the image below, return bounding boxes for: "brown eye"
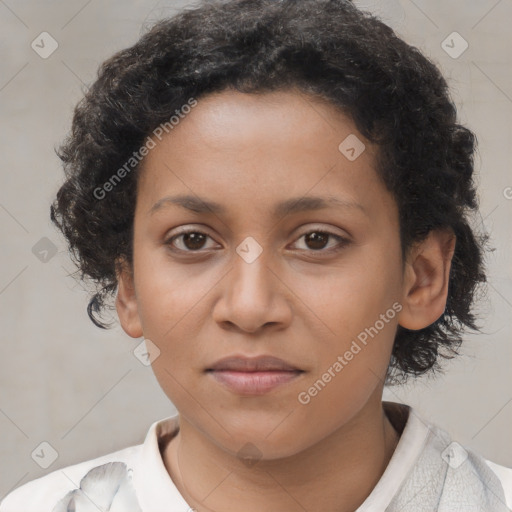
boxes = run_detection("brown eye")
[181,232,207,250]
[303,232,329,250]
[165,228,349,255]
[293,230,349,254]
[166,230,215,252]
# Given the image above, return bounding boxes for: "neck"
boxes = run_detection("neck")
[162,395,400,512]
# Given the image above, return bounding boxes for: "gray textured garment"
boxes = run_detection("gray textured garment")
[372,402,510,512]
[388,424,509,511]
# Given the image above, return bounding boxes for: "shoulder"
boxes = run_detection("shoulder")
[486,459,512,509]
[0,444,142,512]
[427,422,512,508]
[420,418,512,510]
[381,402,512,510]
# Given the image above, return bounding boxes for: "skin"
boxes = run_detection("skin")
[116,89,455,512]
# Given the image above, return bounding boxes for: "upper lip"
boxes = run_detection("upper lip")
[206,355,303,372]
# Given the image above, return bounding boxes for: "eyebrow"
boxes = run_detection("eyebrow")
[149,194,367,218]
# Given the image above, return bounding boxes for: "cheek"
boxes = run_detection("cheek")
[290,268,399,447]
[288,242,401,397]
[291,243,402,345]
[134,237,210,326]
[132,243,208,359]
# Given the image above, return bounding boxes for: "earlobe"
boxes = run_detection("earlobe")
[115,258,143,338]
[397,229,456,331]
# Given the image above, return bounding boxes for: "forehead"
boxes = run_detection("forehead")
[162,89,357,154]
[136,89,392,221]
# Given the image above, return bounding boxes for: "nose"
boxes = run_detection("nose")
[211,243,293,334]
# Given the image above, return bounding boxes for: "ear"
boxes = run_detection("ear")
[115,257,143,338]
[397,229,456,331]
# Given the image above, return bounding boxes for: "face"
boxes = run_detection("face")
[118,89,410,459]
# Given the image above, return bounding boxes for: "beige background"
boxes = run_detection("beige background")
[1,0,511,499]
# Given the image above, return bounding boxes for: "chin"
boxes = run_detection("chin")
[208,417,311,462]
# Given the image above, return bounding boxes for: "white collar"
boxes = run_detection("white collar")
[356,402,432,510]
[130,402,431,511]
[131,412,191,512]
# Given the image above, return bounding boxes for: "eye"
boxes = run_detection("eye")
[165,227,350,255]
[291,229,350,254]
[165,229,218,252]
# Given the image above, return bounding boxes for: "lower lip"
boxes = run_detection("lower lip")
[207,370,303,395]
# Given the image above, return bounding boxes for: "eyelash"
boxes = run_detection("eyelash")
[164,228,350,256]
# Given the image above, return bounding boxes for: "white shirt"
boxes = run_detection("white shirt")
[1,402,511,511]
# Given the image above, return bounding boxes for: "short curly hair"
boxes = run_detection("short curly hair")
[51,0,488,383]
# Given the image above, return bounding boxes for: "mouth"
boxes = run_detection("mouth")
[205,355,305,395]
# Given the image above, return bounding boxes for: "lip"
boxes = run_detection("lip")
[207,370,303,395]
[206,355,302,372]
[205,355,304,396]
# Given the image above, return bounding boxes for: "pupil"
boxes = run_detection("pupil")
[184,232,206,250]
[306,232,328,250]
